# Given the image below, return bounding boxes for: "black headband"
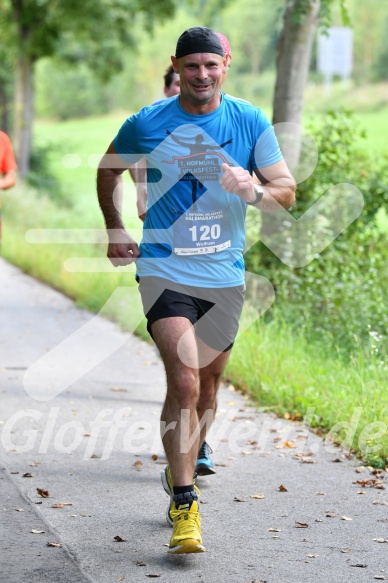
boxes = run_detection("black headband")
[175,27,225,59]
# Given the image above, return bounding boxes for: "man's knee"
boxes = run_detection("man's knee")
[166,368,200,407]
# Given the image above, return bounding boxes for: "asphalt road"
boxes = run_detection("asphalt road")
[1,258,387,583]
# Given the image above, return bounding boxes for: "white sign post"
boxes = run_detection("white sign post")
[317,27,353,95]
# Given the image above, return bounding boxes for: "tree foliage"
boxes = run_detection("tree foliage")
[245,110,388,358]
[2,0,176,173]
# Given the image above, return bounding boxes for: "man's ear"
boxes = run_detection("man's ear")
[171,56,179,73]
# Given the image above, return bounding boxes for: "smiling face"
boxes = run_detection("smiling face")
[171,52,227,114]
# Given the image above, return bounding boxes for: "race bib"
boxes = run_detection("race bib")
[173,207,231,256]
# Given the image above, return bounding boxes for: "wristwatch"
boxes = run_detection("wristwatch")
[247,184,264,206]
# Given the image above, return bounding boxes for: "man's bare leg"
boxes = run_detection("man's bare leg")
[151,316,200,486]
[196,337,231,450]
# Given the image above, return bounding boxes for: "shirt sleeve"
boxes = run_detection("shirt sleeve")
[251,110,283,169]
[0,133,17,174]
[113,114,143,164]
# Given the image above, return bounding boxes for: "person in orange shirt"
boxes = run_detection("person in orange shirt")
[0,130,17,241]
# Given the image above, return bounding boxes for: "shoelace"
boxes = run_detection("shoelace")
[170,508,201,536]
[198,441,213,459]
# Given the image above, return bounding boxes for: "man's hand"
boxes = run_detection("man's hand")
[220,163,255,203]
[107,229,140,267]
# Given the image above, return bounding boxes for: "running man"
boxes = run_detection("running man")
[97,26,295,554]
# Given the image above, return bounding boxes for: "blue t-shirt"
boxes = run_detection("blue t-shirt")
[114,93,282,288]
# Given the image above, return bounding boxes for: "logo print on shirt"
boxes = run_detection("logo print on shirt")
[162,131,233,182]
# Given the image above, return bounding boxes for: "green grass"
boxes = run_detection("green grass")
[226,315,388,466]
[2,102,388,466]
[304,81,388,155]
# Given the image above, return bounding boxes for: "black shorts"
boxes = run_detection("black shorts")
[137,276,245,352]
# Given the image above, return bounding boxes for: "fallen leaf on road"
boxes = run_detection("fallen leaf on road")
[279,485,288,492]
[295,522,309,528]
[31,529,45,534]
[373,538,388,543]
[133,461,143,469]
[315,519,323,522]
[356,466,365,473]
[326,513,336,518]
[47,542,62,548]
[114,535,127,542]
[268,528,281,532]
[146,574,161,578]
[350,563,367,568]
[241,451,253,455]
[341,516,353,521]
[250,494,265,499]
[135,561,147,566]
[373,500,388,505]
[14,508,24,512]
[355,479,385,489]
[37,488,49,498]
[374,576,388,580]
[90,454,100,459]
[283,440,297,448]
[151,454,158,461]
[307,554,319,558]
[233,496,247,502]
[341,549,351,553]
[22,473,33,478]
[111,387,127,392]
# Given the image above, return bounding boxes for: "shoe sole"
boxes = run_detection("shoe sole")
[168,539,206,554]
[161,468,173,497]
[161,469,174,527]
[195,463,216,476]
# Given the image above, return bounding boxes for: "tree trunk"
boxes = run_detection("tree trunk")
[0,84,10,135]
[14,51,34,177]
[272,0,320,169]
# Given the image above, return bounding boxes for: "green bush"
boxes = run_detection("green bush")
[27,143,69,206]
[245,110,388,359]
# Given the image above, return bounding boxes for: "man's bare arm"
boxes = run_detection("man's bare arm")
[127,158,147,222]
[0,170,16,190]
[220,159,296,210]
[253,159,296,210]
[97,142,140,266]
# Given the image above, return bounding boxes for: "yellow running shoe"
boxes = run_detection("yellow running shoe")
[168,499,205,554]
[161,466,201,527]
